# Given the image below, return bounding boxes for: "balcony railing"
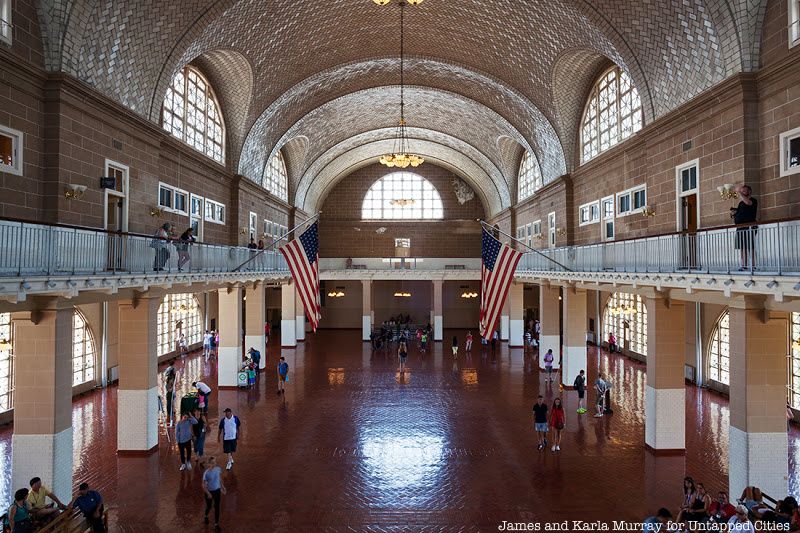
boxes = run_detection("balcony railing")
[518,219,800,276]
[0,219,288,277]
[319,257,482,271]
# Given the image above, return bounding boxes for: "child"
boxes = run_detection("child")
[451,335,458,357]
[465,331,473,352]
[420,331,428,353]
[277,357,289,394]
[544,349,555,383]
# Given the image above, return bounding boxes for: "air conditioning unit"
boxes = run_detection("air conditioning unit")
[108,365,120,383]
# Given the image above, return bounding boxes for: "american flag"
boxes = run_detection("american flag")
[479,228,522,339]
[279,221,321,331]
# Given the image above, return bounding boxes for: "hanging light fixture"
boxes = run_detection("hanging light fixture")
[378,0,424,169]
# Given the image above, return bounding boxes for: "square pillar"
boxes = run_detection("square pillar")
[362,280,372,341]
[295,287,306,342]
[218,287,243,387]
[433,279,443,341]
[645,297,686,452]
[245,284,266,370]
[562,288,587,386]
[508,282,524,347]
[117,298,160,453]
[539,285,560,369]
[500,297,510,341]
[728,300,789,498]
[11,309,74,503]
[281,282,297,348]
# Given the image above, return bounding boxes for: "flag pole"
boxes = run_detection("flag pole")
[233,212,321,272]
[478,219,572,272]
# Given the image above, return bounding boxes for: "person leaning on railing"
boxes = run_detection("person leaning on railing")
[730,184,758,271]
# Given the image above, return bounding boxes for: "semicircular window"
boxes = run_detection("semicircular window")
[362,172,443,220]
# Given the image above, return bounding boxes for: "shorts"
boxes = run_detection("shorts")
[577,390,585,399]
[596,395,605,406]
[278,374,287,382]
[223,439,237,453]
[534,422,548,432]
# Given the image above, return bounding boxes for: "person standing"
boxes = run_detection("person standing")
[192,380,212,414]
[217,408,241,470]
[178,334,188,358]
[202,456,226,531]
[532,395,549,451]
[398,340,408,372]
[203,330,212,360]
[608,332,617,353]
[176,227,195,271]
[277,356,289,394]
[176,412,197,471]
[574,370,587,414]
[465,331,473,352]
[247,347,261,372]
[265,322,271,348]
[543,349,555,383]
[730,184,758,271]
[192,408,208,467]
[420,331,428,353]
[164,362,177,426]
[549,397,565,452]
[451,335,459,357]
[151,222,171,271]
[491,330,498,353]
[594,372,608,417]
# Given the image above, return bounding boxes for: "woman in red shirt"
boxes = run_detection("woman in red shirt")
[549,397,566,452]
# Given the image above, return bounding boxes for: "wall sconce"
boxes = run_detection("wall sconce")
[534,233,544,241]
[64,184,87,199]
[717,184,738,199]
[641,205,656,217]
[793,338,800,350]
[0,338,11,352]
[556,228,567,237]
[149,206,164,217]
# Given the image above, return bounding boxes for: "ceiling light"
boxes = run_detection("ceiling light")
[389,199,416,206]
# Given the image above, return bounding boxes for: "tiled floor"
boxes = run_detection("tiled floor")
[1,330,798,531]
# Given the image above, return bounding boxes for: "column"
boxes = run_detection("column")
[508,282,524,347]
[245,284,266,370]
[295,286,306,342]
[500,298,510,341]
[362,280,372,341]
[645,297,686,452]
[728,300,789,498]
[562,287,587,386]
[539,285,560,370]
[117,298,160,453]
[281,282,297,347]
[11,309,73,503]
[433,279,443,341]
[218,287,243,388]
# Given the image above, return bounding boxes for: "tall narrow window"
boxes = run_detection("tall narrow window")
[790,312,800,409]
[0,0,11,45]
[602,293,647,356]
[517,151,543,201]
[0,313,12,412]
[0,124,23,176]
[362,172,444,220]
[162,66,225,164]
[72,310,96,386]
[157,294,202,356]
[581,66,643,163]
[264,151,288,201]
[708,311,730,385]
[790,0,800,48]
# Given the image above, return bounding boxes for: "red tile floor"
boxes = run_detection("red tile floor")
[1,330,798,531]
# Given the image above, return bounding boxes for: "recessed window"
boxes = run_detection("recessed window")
[617,192,631,215]
[162,65,225,164]
[633,188,647,210]
[204,199,225,224]
[581,66,643,163]
[547,212,556,248]
[579,201,600,226]
[0,124,23,176]
[190,195,203,217]
[790,0,800,48]
[780,126,800,177]
[158,183,189,215]
[0,312,12,412]
[790,312,800,409]
[72,310,96,386]
[518,151,543,201]
[157,294,202,357]
[264,151,288,201]
[708,311,730,385]
[362,172,444,220]
[602,293,647,356]
[679,163,698,193]
[616,185,646,216]
[0,0,11,45]
[249,212,257,238]
[395,238,411,248]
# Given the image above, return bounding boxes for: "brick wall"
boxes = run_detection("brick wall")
[319,163,485,258]
[2,0,44,67]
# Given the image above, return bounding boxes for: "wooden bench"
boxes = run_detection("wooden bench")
[34,506,109,533]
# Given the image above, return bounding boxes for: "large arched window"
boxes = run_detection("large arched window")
[158,294,203,356]
[708,311,730,385]
[602,292,647,356]
[0,313,12,412]
[790,312,800,409]
[580,66,642,163]
[72,310,96,386]
[264,151,288,201]
[518,151,543,201]
[362,172,444,220]
[162,65,225,164]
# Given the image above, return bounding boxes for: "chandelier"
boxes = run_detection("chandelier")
[610,304,637,316]
[378,0,424,169]
[389,199,416,206]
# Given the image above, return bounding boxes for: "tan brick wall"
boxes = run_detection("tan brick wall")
[4,0,44,67]
[319,163,485,258]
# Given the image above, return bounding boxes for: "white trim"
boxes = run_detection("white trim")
[0,124,23,176]
[675,159,700,232]
[547,211,556,248]
[616,185,647,216]
[103,160,129,232]
[157,181,189,216]
[779,125,800,177]
[790,0,800,49]
[248,211,257,238]
[601,195,615,241]
[204,198,226,225]
[578,200,600,226]
[0,0,11,46]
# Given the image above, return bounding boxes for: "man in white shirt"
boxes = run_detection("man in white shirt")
[202,331,212,360]
[192,381,212,413]
[727,505,756,532]
[217,408,241,470]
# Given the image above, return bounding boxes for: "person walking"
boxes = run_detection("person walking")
[532,395,549,451]
[192,408,207,467]
[176,412,197,471]
[203,330,212,360]
[465,331,473,352]
[451,335,459,357]
[247,347,261,372]
[179,334,188,358]
[176,227,195,271]
[608,332,618,353]
[265,322,271,348]
[151,222,171,271]
[164,361,177,426]
[730,184,758,271]
[202,456,226,531]
[217,408,241,470]
[491,330,498,353]
[549,397,565,452]
[543,349,555,383]
[398,340,408,372]
[594,372,608,417]
[277,356,289,394]
[420,331,428,353]
[574,370,587,414]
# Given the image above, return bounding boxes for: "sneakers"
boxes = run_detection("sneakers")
[556,445,561,451]
[577,408,587,414]
[543,438,547,447]
[537,443,543,451]
[186,462,192,470]
[551,445,556,452]
[179,464,186,471]
[594,413,603,418]
[226,461,232,470]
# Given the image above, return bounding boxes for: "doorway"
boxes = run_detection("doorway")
[676,160,699,270]
[104,160,129,271]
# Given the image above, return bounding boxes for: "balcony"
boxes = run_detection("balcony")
[319,257,481,280]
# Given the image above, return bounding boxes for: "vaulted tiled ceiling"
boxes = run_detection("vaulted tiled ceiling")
[39,0,769,215]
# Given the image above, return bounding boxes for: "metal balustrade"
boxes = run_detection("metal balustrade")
[0,219,288,277]
[518,220,800,276]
